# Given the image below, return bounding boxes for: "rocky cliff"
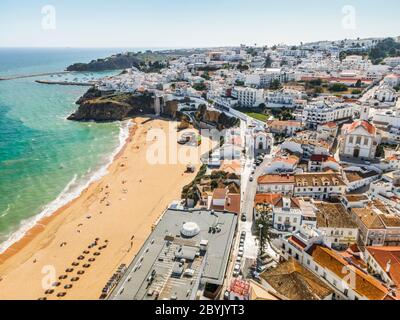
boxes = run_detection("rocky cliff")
[67,88,155,122]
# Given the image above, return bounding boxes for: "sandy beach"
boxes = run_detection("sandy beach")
[0,117,215,300]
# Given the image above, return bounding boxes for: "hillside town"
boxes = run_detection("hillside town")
[101,36,400,300]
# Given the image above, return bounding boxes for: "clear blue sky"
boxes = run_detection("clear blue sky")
[1,0,399,48]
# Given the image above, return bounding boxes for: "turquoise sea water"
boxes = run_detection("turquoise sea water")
[0,48,134,252]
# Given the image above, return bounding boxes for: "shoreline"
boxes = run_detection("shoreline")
[0,120,133,256]
[0,116,215,299]
[0,121,136,262]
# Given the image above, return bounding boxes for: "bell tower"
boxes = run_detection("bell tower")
[360,104,370,121]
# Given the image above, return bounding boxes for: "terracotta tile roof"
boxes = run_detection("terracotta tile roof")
[343,194,369,202]
[294,172,345,187]
[212,188,228,200]
[258,174,295,185]
[289,236,307,250]
[344,170,379,183]
[380,214,400,228]
[267,120,303,127]
[366,247,400,288]
[254,193,281,206]
[310,154,329,162]
[273,196,301,209]
[248,280,281,300]
[352,207,386,229]
[352,204,400,229]
[320,122,338,128]
[346,120,376,135]
[219,160,241,175]
[307,245,394,300]
[224,193,241,215]
[273,155,300,165]
[260,258,334,300]
[315,203,357,229]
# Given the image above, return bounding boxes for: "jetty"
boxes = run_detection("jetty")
[35,80,94,86]
[0,71,71,81]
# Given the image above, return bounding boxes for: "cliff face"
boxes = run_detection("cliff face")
[194,104,239,130]
[68,88,155,122]
[67,55,142,72]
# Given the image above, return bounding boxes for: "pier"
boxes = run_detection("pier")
[0,71,71,81]
[35,80,94,86]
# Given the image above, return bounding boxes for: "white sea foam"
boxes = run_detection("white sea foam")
[0,204,11,218]
[0,120,133,254]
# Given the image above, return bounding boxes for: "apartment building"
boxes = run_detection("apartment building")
[302,101,355,129]
[293,173,346,200]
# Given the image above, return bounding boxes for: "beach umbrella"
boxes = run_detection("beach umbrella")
[64,284,73,290]
[71,277,80,282]
[77,270,85,275]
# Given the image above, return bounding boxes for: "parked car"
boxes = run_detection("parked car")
[223,290,230,300]
[249,175,254,182]
[233,264,241,277]
[241,213,247,222]
[241,231,246,239]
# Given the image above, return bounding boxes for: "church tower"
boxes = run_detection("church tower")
[360,104,370,121]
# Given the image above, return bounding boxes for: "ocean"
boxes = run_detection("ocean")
[0,48,135,252]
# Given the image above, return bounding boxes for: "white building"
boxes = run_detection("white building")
[315,202,359,248]
[340,120,381,161]
[383,57,400,68]
[293,173,346,200]
[232,87,264,107]
[266,89,304,108]
[271,197,303,234]
[253,129,273,155]
[374,84,397,104]
[302,101,355,129]
[257,174,295,194]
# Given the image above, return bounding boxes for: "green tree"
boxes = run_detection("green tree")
[329,83,348,92]
[264,54,273,68]
[269,79,281,90]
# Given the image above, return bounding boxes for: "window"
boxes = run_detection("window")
[349,136,354,144]
[356,137,362,144]
[278,216,282,222]
[315,265,319,272]
[307,259,310,266]
[364,138,369,146]
[293,218,297,223]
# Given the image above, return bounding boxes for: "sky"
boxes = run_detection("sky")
[0,0,399,48]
